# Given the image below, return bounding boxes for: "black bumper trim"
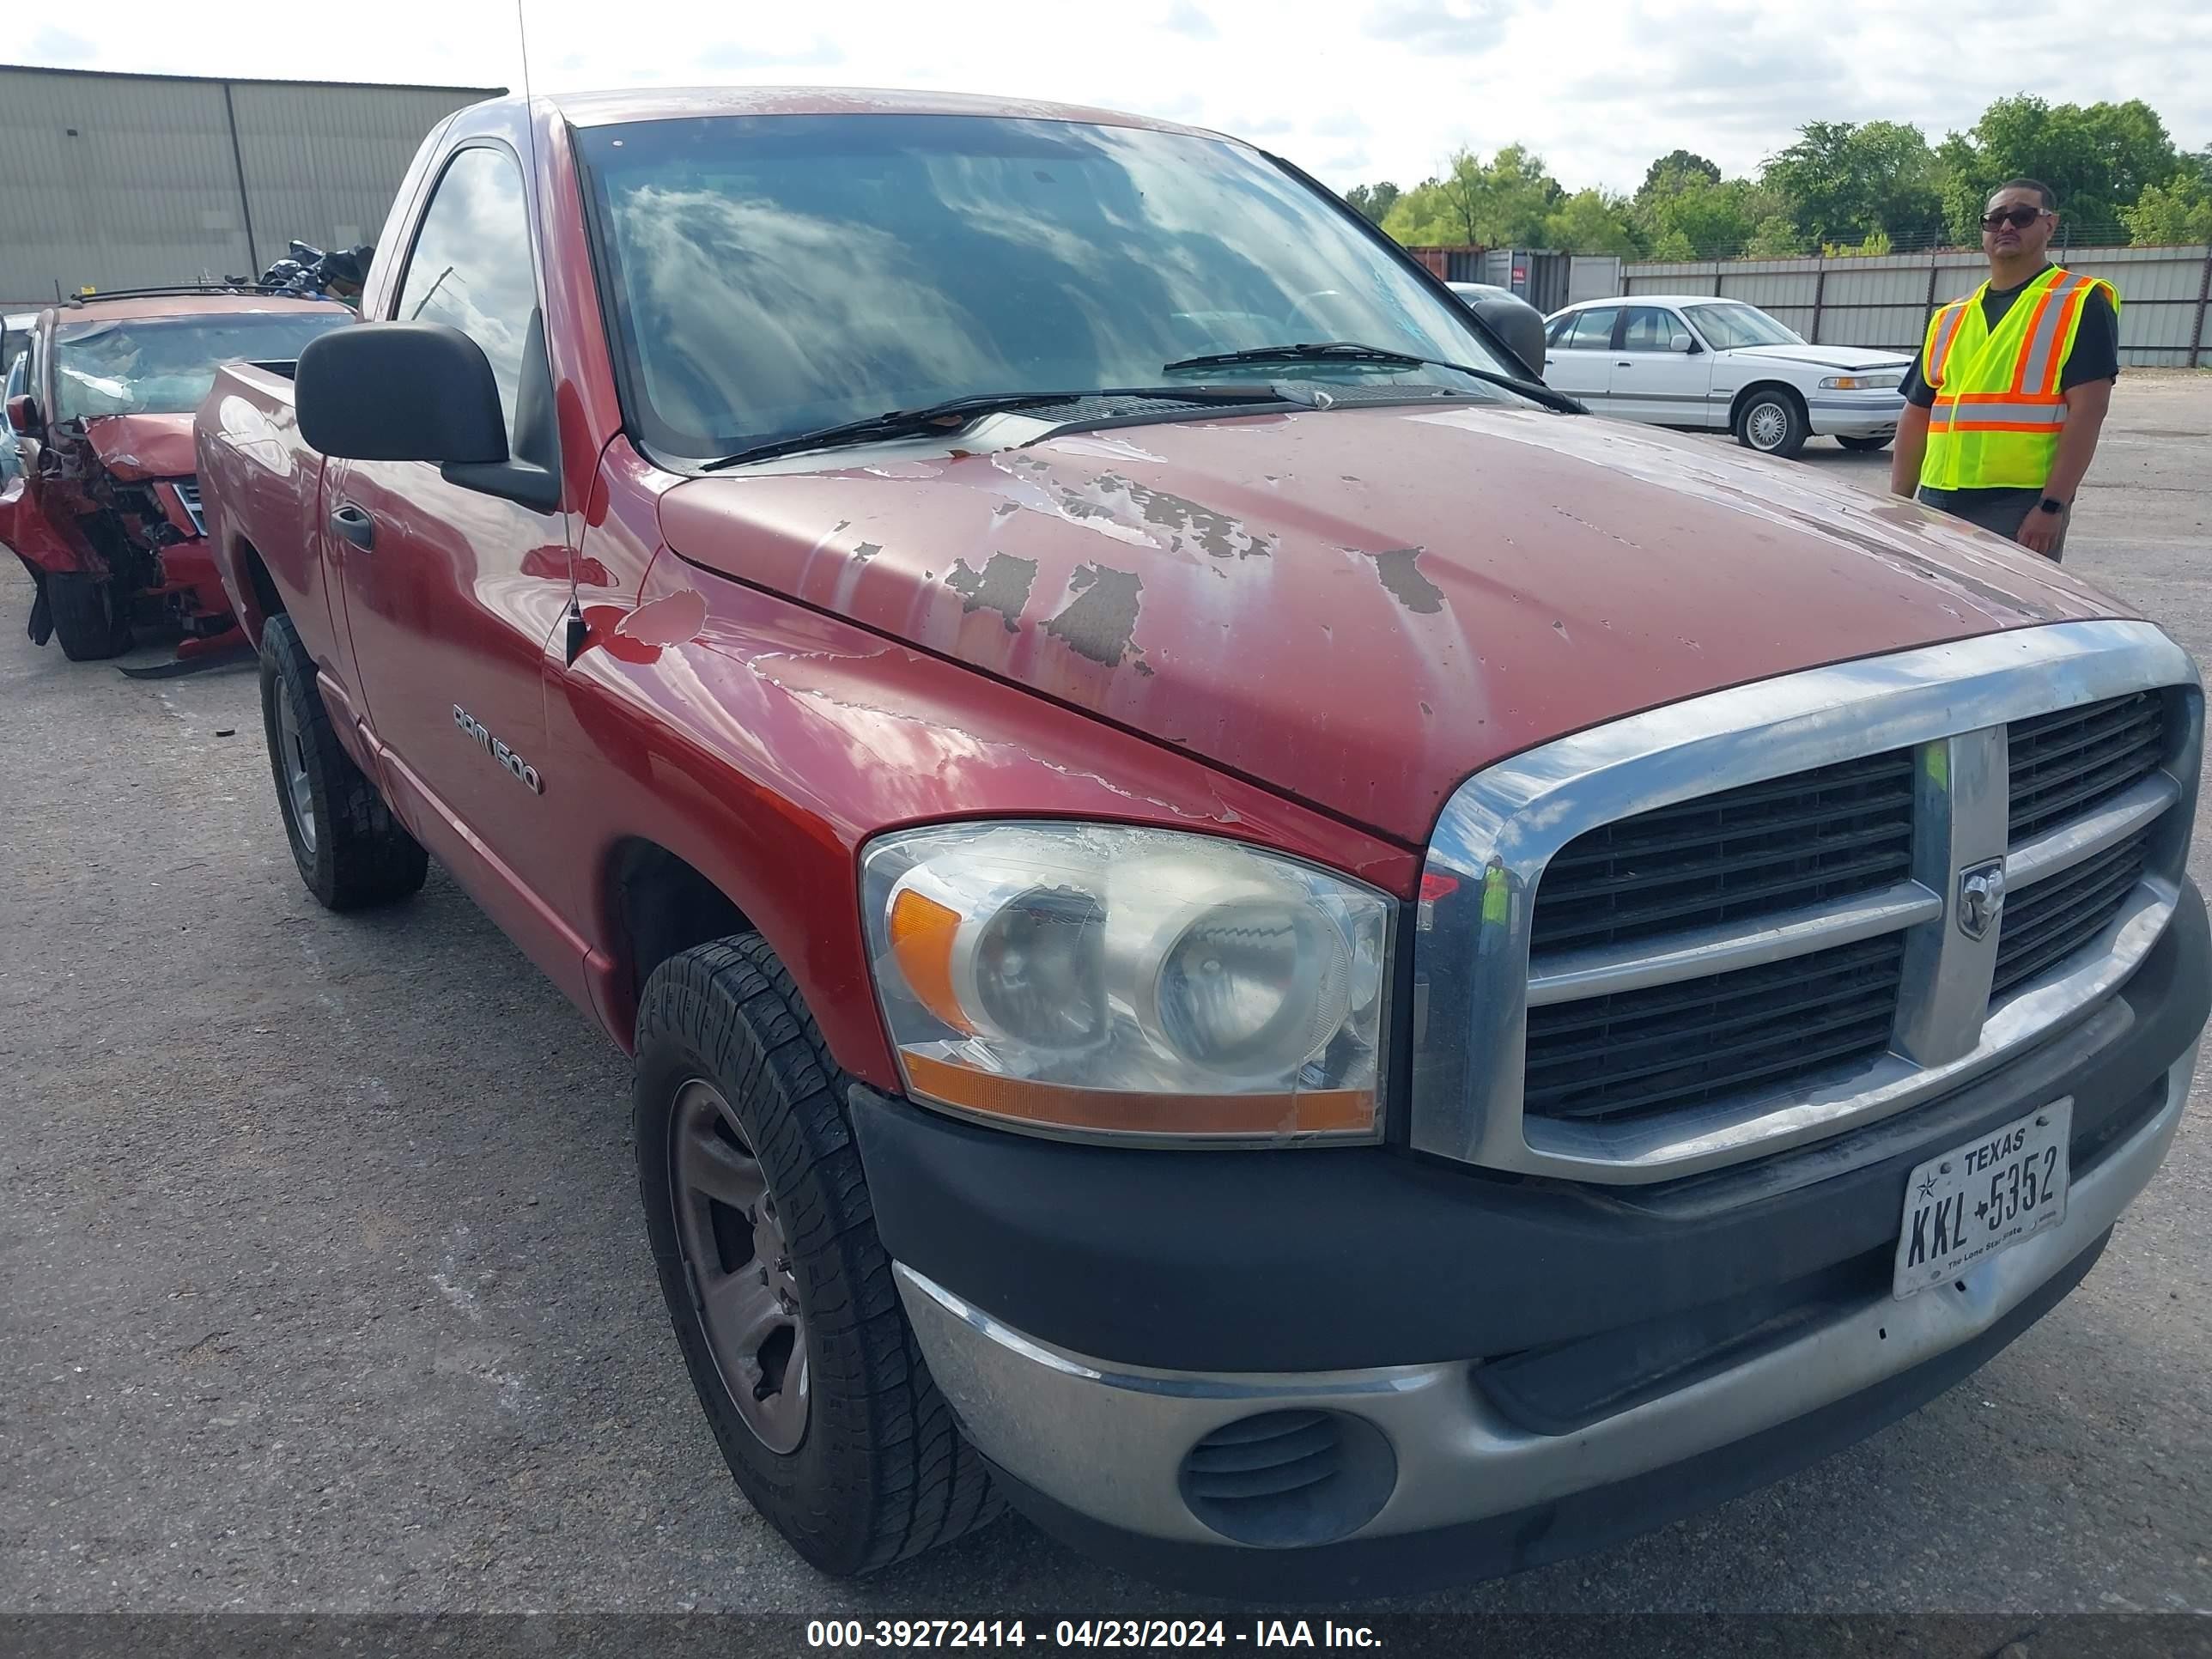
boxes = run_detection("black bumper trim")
[985,1228,2112,1601]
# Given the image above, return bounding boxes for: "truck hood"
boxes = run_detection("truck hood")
[1720,343,1913,373]
[81,413,197,482]
[658,403,2123,845]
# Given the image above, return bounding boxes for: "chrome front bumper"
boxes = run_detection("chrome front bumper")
[1808,391,1907,436]
[896,1042,2194,1550]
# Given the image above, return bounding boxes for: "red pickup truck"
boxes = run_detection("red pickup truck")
[195,88,2207,1596]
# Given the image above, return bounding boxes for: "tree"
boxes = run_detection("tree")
[2121,173,2212,246]
[1382,146,1564,246]
[1638,149,1722,201]
[1744,215,1806,258]
[1763,119,1944,247]
[1544,189,1643,256]
[1344,181,1401,226]
[1650,228,1696,262]
[1938,95,2180,243]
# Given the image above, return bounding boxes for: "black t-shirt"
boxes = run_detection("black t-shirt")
[1902,266,2119,408]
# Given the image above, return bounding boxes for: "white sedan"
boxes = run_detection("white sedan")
[1540,295,1911,459]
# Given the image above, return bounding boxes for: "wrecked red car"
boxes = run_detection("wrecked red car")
[1,292,350,659]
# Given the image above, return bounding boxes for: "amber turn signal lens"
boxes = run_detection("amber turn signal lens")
[900,1050,1375,1137]
[889,887,972,1035]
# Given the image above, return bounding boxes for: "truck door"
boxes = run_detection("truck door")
[326,142,580,983]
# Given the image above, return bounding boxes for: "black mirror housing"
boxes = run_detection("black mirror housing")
[1464,293,1549,383]
[296,321,507,466]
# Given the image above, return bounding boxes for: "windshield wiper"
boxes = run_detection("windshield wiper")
[700,386,1280,471]
[1160,341,1582,415]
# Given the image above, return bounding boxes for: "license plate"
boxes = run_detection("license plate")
[1893,1101,2071,1299]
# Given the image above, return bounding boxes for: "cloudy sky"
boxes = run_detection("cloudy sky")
[20,0,2212,194]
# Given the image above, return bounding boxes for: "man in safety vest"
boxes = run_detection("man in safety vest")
[1889,179,2119,561]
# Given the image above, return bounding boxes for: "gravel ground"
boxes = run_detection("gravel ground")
[2,375,2209,1630]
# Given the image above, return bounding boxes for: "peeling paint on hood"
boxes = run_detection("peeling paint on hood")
[81,413,199,483]
[657,403,2127,844]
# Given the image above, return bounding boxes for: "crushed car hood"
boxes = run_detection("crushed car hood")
[1722,343,1912,373]
[658,403,2124,844]
[81,413,198,482]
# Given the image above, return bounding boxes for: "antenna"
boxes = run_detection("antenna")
[514,0,543,187]
[516,0,587,665]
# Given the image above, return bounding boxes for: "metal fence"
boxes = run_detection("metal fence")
[1614,245,2212,368]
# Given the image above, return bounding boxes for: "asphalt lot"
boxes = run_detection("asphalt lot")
[3,375,2209,1626]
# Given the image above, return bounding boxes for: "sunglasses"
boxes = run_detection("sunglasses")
[1982,205,2049,230]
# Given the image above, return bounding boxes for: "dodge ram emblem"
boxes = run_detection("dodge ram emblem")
[1958,860,2006,942]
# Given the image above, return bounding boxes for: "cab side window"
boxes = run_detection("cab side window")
[393,147,540,434]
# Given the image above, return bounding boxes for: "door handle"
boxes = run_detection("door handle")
[329,501,374,551]
[1616,361,1633,368]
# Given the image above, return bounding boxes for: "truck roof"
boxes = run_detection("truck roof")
[49,293,349,325]
[532,84,1215,137]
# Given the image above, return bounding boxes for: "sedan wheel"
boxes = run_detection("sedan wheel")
[1736,389,1808,459]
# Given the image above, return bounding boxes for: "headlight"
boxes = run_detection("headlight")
[1820,374,1902,391]
[862,823,1395,1144]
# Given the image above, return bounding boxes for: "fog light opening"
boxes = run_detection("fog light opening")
[1176,1409,1396,1547]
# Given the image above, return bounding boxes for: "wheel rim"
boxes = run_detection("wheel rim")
[672,1079,810,1454]
[1746,400,1790,451]
[276,678,317,855]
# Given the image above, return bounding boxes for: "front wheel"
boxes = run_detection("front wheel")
[634,936,1000,1575]
[1837,433,1893,453]
[47,572,132,659]
[1735,388,1809,459]
[258,614,428,909]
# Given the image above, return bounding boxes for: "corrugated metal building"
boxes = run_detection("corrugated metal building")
[0,65,500,307]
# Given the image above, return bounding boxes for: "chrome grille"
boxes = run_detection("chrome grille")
[1412,622,2202,1184]
[1523,934,1905,1123]
[2008,693,2165,841]
[1529,750,1915,952]
[174,478,206,538]
[1991,824,2154,1000]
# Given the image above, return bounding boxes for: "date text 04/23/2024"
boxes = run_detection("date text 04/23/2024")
[805,1620,1384,1649]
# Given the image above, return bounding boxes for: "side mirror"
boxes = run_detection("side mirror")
[297,321,506,465]
[5,392,39,434]
[297,319,559,511]
[1673,332,1701,355]
[1465,292,1548,382]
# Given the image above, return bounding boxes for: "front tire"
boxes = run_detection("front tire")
[1735,388,1809,459]
[258,614,428,909]
[634,936,1000,1576]
[1837,433,1893,453]
[47,572,132,659]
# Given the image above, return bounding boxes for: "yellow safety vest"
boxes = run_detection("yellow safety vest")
[1918,266,2119,492]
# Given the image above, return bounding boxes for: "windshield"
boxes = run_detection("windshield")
[1683,303,1804,350]
[578,114,1529,462]
[52,311,353,420]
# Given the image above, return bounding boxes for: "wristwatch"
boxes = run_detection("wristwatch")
[2038,495,2068,516]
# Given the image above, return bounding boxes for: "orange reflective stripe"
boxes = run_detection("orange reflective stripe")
[2017,271,2090,398]
[2009,276,2065,394]
[1926,302,1969,386]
